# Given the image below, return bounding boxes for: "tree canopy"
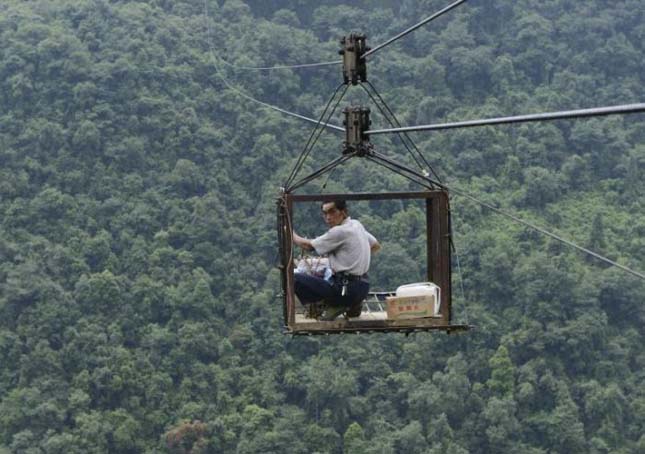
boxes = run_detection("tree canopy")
[0,0,643,452]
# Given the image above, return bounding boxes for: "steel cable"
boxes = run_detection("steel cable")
[370,151,445,189]
[203,0,344,132]
[288,153,355,192]
[366,103,645,135]
[218,58,342,71]
[363,81,442,183]
[285,83,350,189]
[359,84,427,175]
[284,82,347,187]
[446,185,645,281]
[363,0,469,58]
[365,153,436,189]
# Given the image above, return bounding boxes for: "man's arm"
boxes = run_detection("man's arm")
[366,230,381,253]
[293,231,314,251]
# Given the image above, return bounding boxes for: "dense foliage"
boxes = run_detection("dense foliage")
[0,0,644,452]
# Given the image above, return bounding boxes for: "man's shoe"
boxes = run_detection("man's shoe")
[307,302,325,319]
[319,305,346,321]
[345,302,362,318]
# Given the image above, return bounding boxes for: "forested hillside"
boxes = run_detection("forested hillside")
[0,0,644,452]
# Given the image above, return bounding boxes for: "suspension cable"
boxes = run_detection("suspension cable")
[203,0,344,132]
[370,151,444,188]
[285,83,350,188]
[446,185,645,281]
[366,103,645,135]
[363,0,469,58]
[366,151,442,189]
[363,81,442,182]
[365,155,433,189]
[359,84,426,174]
[287,83,349,186]
[288,153,356,192]
[285,83,347,187]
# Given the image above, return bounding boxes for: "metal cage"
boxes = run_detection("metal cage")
[277,189,471,335]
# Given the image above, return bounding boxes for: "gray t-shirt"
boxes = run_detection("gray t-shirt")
[311,217,377,275]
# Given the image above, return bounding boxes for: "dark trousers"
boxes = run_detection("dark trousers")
[294,273,369,307]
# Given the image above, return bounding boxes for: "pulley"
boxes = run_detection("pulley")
[343,106,371,156]
[339,34,369,85]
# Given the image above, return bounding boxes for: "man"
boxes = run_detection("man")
[293,200,380,320]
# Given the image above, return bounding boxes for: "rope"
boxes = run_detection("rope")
[450,235,470,325]
[363,0,469,58]
[277,192,296,325]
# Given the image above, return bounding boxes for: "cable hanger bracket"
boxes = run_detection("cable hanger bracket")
[343,106,372,156]
[340,34,369,85]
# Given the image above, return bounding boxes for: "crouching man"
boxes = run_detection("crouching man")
[293,200,380,320]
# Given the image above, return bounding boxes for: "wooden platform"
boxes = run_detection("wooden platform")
[285,291,472,335]
[289,310,470,335]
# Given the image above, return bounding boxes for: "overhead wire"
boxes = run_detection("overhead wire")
[205,0,644,283]
[366,103,645,135]
[360,99,645,280]
[363,0,469,58]
[363,147,645,281]
[218,58,342,71]
[445,185,645,281]
[202,0,344,133]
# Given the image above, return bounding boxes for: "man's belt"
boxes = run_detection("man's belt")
[334,272,368,282]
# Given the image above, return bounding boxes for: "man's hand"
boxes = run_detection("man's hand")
[370,241,381,253]
[293,231,314,251]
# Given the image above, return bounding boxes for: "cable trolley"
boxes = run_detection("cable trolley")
[278,39,472,334]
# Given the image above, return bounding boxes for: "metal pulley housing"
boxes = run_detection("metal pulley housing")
[339,34,369,85]
[343,106,371,156]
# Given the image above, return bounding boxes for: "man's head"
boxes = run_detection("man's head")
[321,200,348,227]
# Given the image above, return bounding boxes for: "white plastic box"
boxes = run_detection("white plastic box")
[385,282,441,320]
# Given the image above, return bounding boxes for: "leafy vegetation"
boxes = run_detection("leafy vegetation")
[0,0,643,452]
